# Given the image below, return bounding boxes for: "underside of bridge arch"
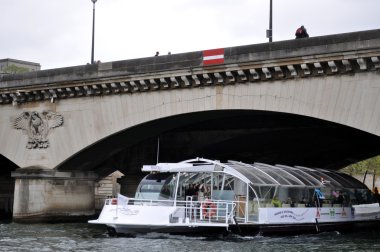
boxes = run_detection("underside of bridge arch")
[56,110,380,179]
[0,154,19,176]
[0,155,18,219]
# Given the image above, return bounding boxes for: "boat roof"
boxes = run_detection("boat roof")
[142,158,367,189]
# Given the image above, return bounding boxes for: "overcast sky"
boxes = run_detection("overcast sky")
[1,0,379,70]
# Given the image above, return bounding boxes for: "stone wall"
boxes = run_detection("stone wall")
[94,171,123,210]
[11,168,97,223]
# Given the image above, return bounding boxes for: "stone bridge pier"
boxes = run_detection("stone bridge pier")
[12,169,97,222]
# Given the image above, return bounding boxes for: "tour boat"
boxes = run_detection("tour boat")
[89,158,380,236]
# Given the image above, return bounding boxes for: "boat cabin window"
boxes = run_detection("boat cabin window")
[136,159,372,213]
[213,174,243,201]
[173,172,246,202]
[248,185,317,207]
[181,172,213,201]
[135,173,175,200]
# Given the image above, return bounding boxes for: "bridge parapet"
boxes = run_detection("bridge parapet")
[1,29,380,105]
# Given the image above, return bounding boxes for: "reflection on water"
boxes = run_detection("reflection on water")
[0,222,380,252]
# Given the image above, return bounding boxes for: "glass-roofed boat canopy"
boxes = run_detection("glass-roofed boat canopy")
[138,158,370,209]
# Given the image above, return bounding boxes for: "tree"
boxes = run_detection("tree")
[3,64,29,74]
[340,155,380,176]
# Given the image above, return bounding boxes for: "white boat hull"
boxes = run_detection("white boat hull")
[89,200,380,236]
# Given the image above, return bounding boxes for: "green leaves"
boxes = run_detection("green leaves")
[3,64,29,74]
[340,156,380,176]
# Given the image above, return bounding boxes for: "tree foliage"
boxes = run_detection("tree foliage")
[3,64,29,74]
[340,155,380,176]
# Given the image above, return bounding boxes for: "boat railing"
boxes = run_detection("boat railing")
[104,197,176,208]
[179,199,236,225]
[106,197,236,225]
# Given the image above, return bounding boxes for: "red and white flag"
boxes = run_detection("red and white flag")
[203,48,225,66]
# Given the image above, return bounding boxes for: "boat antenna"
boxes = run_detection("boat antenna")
[156,137,160,164]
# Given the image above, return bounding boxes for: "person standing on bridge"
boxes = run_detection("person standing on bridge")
[295,25,309,39]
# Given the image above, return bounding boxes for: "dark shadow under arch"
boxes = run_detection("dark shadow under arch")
[0,154,19,176]
[56,110,380,178]
[0,155,18,219]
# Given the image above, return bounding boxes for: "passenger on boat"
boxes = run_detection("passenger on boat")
[204,186,211,198]
[365,189,374,203]
[193,184,201,201]
[198,187,205,201]
[299,197,307,207]
[286,197,295,207]
[271,197,282,207]
[354,189,365,204]
[373,187,380,203]
[189,184,196,195]
[314,188,325,207]
[185,184,197,200]
[335,191,345,205]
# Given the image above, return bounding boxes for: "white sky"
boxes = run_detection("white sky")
[1,0,379,70]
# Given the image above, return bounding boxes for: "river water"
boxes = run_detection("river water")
[1,221,379,252]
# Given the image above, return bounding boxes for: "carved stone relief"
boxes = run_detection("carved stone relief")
[13,111,64,149]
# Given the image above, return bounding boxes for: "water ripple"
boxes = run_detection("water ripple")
[1,223,380,252]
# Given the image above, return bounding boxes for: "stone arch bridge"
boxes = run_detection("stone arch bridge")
[1,29,380,222]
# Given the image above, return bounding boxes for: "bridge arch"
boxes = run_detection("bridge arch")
[2,29,380,222]
[56,108,380,177]
[48,69,380,172]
